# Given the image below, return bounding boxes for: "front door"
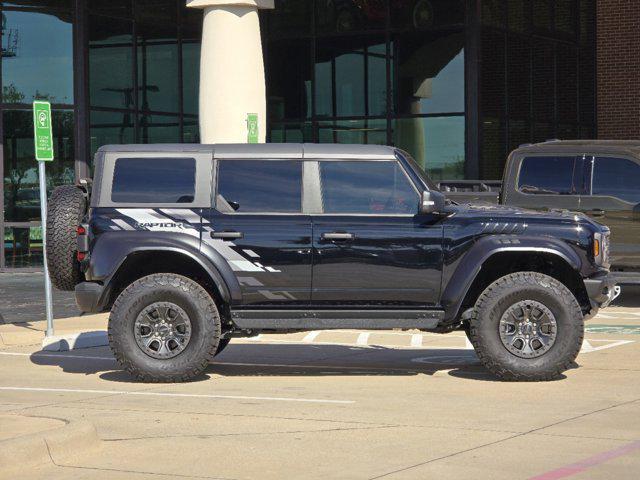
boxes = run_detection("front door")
[203,158,312,306]
[311,159,443,306]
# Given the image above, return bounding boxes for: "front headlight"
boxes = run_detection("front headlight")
[593,231,610,267]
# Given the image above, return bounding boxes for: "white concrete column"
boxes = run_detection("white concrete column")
[186,0,274,143]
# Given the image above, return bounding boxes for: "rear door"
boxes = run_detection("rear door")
[579,155,640,270]
[202,158,312,306]
[310,158,443,307]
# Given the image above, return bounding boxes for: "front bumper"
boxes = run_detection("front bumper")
[75,282,106,313]
[584,273,621,310]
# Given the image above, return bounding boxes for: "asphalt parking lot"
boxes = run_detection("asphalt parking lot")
[0,273,77,324]
[1,304,639,479]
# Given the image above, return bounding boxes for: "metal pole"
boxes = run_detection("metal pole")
[38,160,54,337]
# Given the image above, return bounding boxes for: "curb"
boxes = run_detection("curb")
[0,418,101,475]
[42,330,108,351]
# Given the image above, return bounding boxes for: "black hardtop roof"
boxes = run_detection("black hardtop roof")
[96,143,398,159]
[513,139,640,157]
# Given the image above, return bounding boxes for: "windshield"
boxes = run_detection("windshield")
[394,149,439,191]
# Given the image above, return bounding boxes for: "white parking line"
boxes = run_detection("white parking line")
[604,311,640,317]
[0,386,355,405]
[596,312,640,319]
[356,332,370,345]
[410,334,423,348]
[302,331,321,343]
[581,339,634,352]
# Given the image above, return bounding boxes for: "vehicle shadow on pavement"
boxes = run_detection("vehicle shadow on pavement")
[22,343,567,383]
[29,352,213,382]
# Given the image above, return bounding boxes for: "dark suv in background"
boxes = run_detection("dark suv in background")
[440,140,640,284]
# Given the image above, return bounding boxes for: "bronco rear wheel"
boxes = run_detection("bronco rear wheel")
[109,274,221,382]
[468,272,584,381]
[46,185,87,291]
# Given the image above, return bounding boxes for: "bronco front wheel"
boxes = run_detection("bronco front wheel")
[468,272,584,381]
[109,274,221,382]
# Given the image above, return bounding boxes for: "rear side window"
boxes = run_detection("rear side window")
[592,157,640,203]
[517,156,577,195]
[319,161,418,214]
[111,157,196,203]
[216,160,302,213]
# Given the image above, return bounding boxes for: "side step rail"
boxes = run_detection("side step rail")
[230,309,444,330]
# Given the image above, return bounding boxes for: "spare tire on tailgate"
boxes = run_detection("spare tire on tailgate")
[46,185,87,291]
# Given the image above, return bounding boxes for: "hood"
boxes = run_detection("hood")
[452,202,607,231]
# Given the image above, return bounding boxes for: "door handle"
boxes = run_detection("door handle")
[211,231,243,240]
[589,209,606,217]
[321,232,355,241]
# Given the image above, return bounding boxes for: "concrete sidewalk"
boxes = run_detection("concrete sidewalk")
[0,313,108,347]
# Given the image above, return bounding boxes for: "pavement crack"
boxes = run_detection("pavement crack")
[4,411,71,426]
[43,402,391,426]
[367,396,640,479]
[528,431,635,443]
[45,463,237,479]
[103,424,400,442]
[31,402,523,436]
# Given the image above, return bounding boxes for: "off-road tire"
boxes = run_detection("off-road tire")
[215,338,231,356]
[109,274,221,382]
[468,272,583,381]
[46,185,87,291]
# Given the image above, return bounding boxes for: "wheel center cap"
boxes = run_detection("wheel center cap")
[521,323,534,335]
[156,324,170,336]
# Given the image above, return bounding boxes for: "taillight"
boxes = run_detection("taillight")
[77,223,89,261]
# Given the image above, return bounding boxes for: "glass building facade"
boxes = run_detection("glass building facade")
[0,0,596,269]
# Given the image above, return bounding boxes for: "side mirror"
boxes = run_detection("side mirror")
[420,190,446,215]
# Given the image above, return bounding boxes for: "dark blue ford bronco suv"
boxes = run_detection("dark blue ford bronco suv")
[46,144,619,382]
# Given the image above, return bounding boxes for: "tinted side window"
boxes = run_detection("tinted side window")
[517,156,577,195]
[320,161,418,214]
[217,160,302,213]
[592,157,640,203]
[111,157,196,203]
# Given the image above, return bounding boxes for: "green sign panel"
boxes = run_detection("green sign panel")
[33,101,54,161]
[247,113,259,144]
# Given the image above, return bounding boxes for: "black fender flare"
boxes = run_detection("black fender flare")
[86,232,242,307]
[440,235,582,322]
